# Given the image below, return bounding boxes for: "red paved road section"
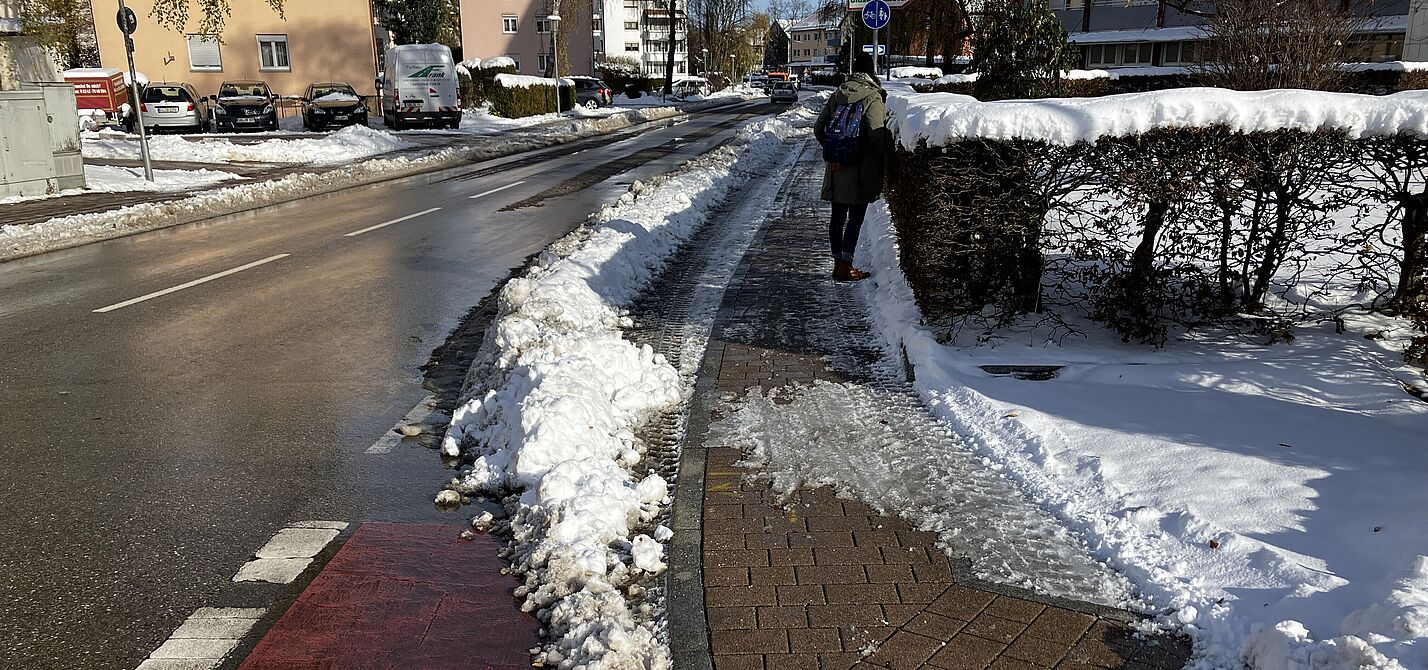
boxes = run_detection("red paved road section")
[238,522,538,670]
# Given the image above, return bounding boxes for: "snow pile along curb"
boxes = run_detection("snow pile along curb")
[438,103,818,669]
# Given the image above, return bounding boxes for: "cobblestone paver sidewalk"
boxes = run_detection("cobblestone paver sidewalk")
[678,149,1193,670]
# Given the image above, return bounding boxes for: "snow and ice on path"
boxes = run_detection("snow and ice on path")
[437,103,819,669]
[81,124,413,165]
[0,164,241,204]
[856,197,1428,669]
[708,380,1137,607]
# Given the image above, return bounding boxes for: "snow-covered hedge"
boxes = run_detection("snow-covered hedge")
[888,66,943,80]
[486,74,575,118]
[915,63,1428,99]
[884,87,1428,346]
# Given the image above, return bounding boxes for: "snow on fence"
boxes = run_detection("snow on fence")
[884,87,1428,349]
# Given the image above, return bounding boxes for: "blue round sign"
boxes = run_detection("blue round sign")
[862,0,891,30]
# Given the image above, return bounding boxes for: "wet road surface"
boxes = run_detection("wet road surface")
[0,99,781,670]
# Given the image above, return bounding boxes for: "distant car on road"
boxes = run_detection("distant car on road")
[569,76,613,109]
[301,82,368,131]
[769,81,799,105]
[210,80,278,132]
[138,82,208,134]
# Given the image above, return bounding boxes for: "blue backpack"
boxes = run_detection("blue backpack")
[821,99,865,165]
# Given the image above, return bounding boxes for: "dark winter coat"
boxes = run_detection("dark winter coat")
[814,73,894,205]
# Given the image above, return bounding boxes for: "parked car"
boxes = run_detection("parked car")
[671,76,711,99]
[137,82,208,134]
[300,82,368,131]
[380,43,460,130]
[769,80,799,105]
[210,80,278,132]
[569,77,613,109]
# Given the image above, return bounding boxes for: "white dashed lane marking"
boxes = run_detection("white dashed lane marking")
[134,607,265,670]
[232,521,348,584]
[343,207,442,237]
[468,180,526,200]
[94,254,290,313]
[364,395,445,455]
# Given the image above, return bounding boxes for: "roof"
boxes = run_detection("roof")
[788,11,839,32]
[64,67,125,77]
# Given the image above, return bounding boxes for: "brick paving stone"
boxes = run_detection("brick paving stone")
[709,567,753,587]
[770,548,816,566]
[927,634,1007,670]
[713,628,790,655]
[814,547,885,566]
[797,565,868,585]
[991,657,1047,670]
[765,654,822,670]
[927,586,996,621]
[708,586,780,608]
[824,583,899,605]
[777,584,828,606]
[897,582,951,605]
[709,550,772,568]
[752,566,799,586]
[711,607,759,630]
[1005,635,1073,667]
[1023,609,1096,647]
[715,654,766,670]
[865,564,915,584]
[854,530,902,547]
[882,604,925,628]
[880,546,933,564]
[747,533,793,549]
[1063,638,1130,669]
[808,604,890,628]
[985,597,1046,624]
[962,614,1031,645]
[912,560,955,583]
[788,628,843,653]
[819,652,863,670]
[708,533,749,551]
[841,625,897,653]
[904,611,969,640]
[758,605,812,629]
[865,631,947,670]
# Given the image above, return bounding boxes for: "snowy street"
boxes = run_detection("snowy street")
[0,99,784,669]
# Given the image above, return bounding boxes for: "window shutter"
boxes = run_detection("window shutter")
[187,35,222,70]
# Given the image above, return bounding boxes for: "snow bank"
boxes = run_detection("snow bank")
[494,73,571,89]
[890,87,1428,149]
[889,66,942,79]
[0,165,240,205]
[857,199,1428,669]
[439,102,819,669]
[82,125,412,165]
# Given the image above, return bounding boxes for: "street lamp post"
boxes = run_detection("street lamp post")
[729,54,736,87]
[702,47,709,76]
[548,14,562,115]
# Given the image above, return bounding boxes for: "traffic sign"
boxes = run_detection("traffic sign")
[862,44,887,55]
[862,0,890,30]
[116,7,138,35]
[847,0,908,9]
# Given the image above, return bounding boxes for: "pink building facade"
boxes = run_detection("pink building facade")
[460,0,597,77]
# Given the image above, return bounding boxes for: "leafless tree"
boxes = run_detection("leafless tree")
[1168,0,1368,91]
[688,0,754,76]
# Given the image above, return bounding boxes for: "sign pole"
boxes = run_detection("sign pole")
[116,0,152,182]
[873,28,879,78]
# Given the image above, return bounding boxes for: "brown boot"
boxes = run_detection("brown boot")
[833,259,870,282]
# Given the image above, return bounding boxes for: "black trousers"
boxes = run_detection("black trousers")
[830,203,868,261]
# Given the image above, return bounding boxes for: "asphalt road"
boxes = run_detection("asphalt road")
[0,99,782,670]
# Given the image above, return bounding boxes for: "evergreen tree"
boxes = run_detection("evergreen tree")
[373,0,460,46]
[971,0,1078,101]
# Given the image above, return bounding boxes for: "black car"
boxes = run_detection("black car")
[570,77,613,109]
[210,80,278,132]
[300,82,369,131]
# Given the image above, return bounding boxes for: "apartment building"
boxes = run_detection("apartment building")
[595,0,688,76]
[90,0,379,96]
[1051,0,1428,69]
[461,0,597,76]
[786,13,841,74]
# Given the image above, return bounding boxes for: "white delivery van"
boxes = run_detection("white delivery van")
[379,44,460,130]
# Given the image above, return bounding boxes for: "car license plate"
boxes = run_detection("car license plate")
[236,118,256,124]
[332,114,348,120]
[158,106,177,113]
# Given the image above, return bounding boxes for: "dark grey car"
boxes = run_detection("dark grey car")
[570,77,613,109]
[211,80,278,132]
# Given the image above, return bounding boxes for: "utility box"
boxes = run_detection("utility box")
[22,81,84,190]
[0,82,86,198]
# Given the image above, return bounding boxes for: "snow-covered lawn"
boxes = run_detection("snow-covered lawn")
[612,85,758,109]
[437,100,819,669]
[0,164,242,204]
[400,105,638,137]
[81,125,413,165]
[854,86,1428,670]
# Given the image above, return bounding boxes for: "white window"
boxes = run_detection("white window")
[625,42,640,52]
[1085,44,1115,67]
[1122,42,1152,65]
[538,54,551,71]
[625,21,639,30]
[257,34,290,71]
[502,15,518,33]
[186,34,222,71]
[536,19,553,33]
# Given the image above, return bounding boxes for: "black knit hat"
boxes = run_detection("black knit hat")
[853,52,876,76]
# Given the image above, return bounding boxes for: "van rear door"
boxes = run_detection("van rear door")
[394,57,456,113]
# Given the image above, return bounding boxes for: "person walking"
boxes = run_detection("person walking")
[813,52,893,282]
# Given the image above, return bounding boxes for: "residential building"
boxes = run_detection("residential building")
[786,12,841,74]
[764,19,792,70]
[460,0,597,77]
[1051,0,1428,69]
[595,0,687,76]
[90,0,379,97]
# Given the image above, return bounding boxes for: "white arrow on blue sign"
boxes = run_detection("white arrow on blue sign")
[862,45,887,55]
[862,0,891,30]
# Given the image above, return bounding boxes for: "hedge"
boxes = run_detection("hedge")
[459,64,518,108]
[917,68,1428,99]
[885,92,1428,352]
[486,79,575,118]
